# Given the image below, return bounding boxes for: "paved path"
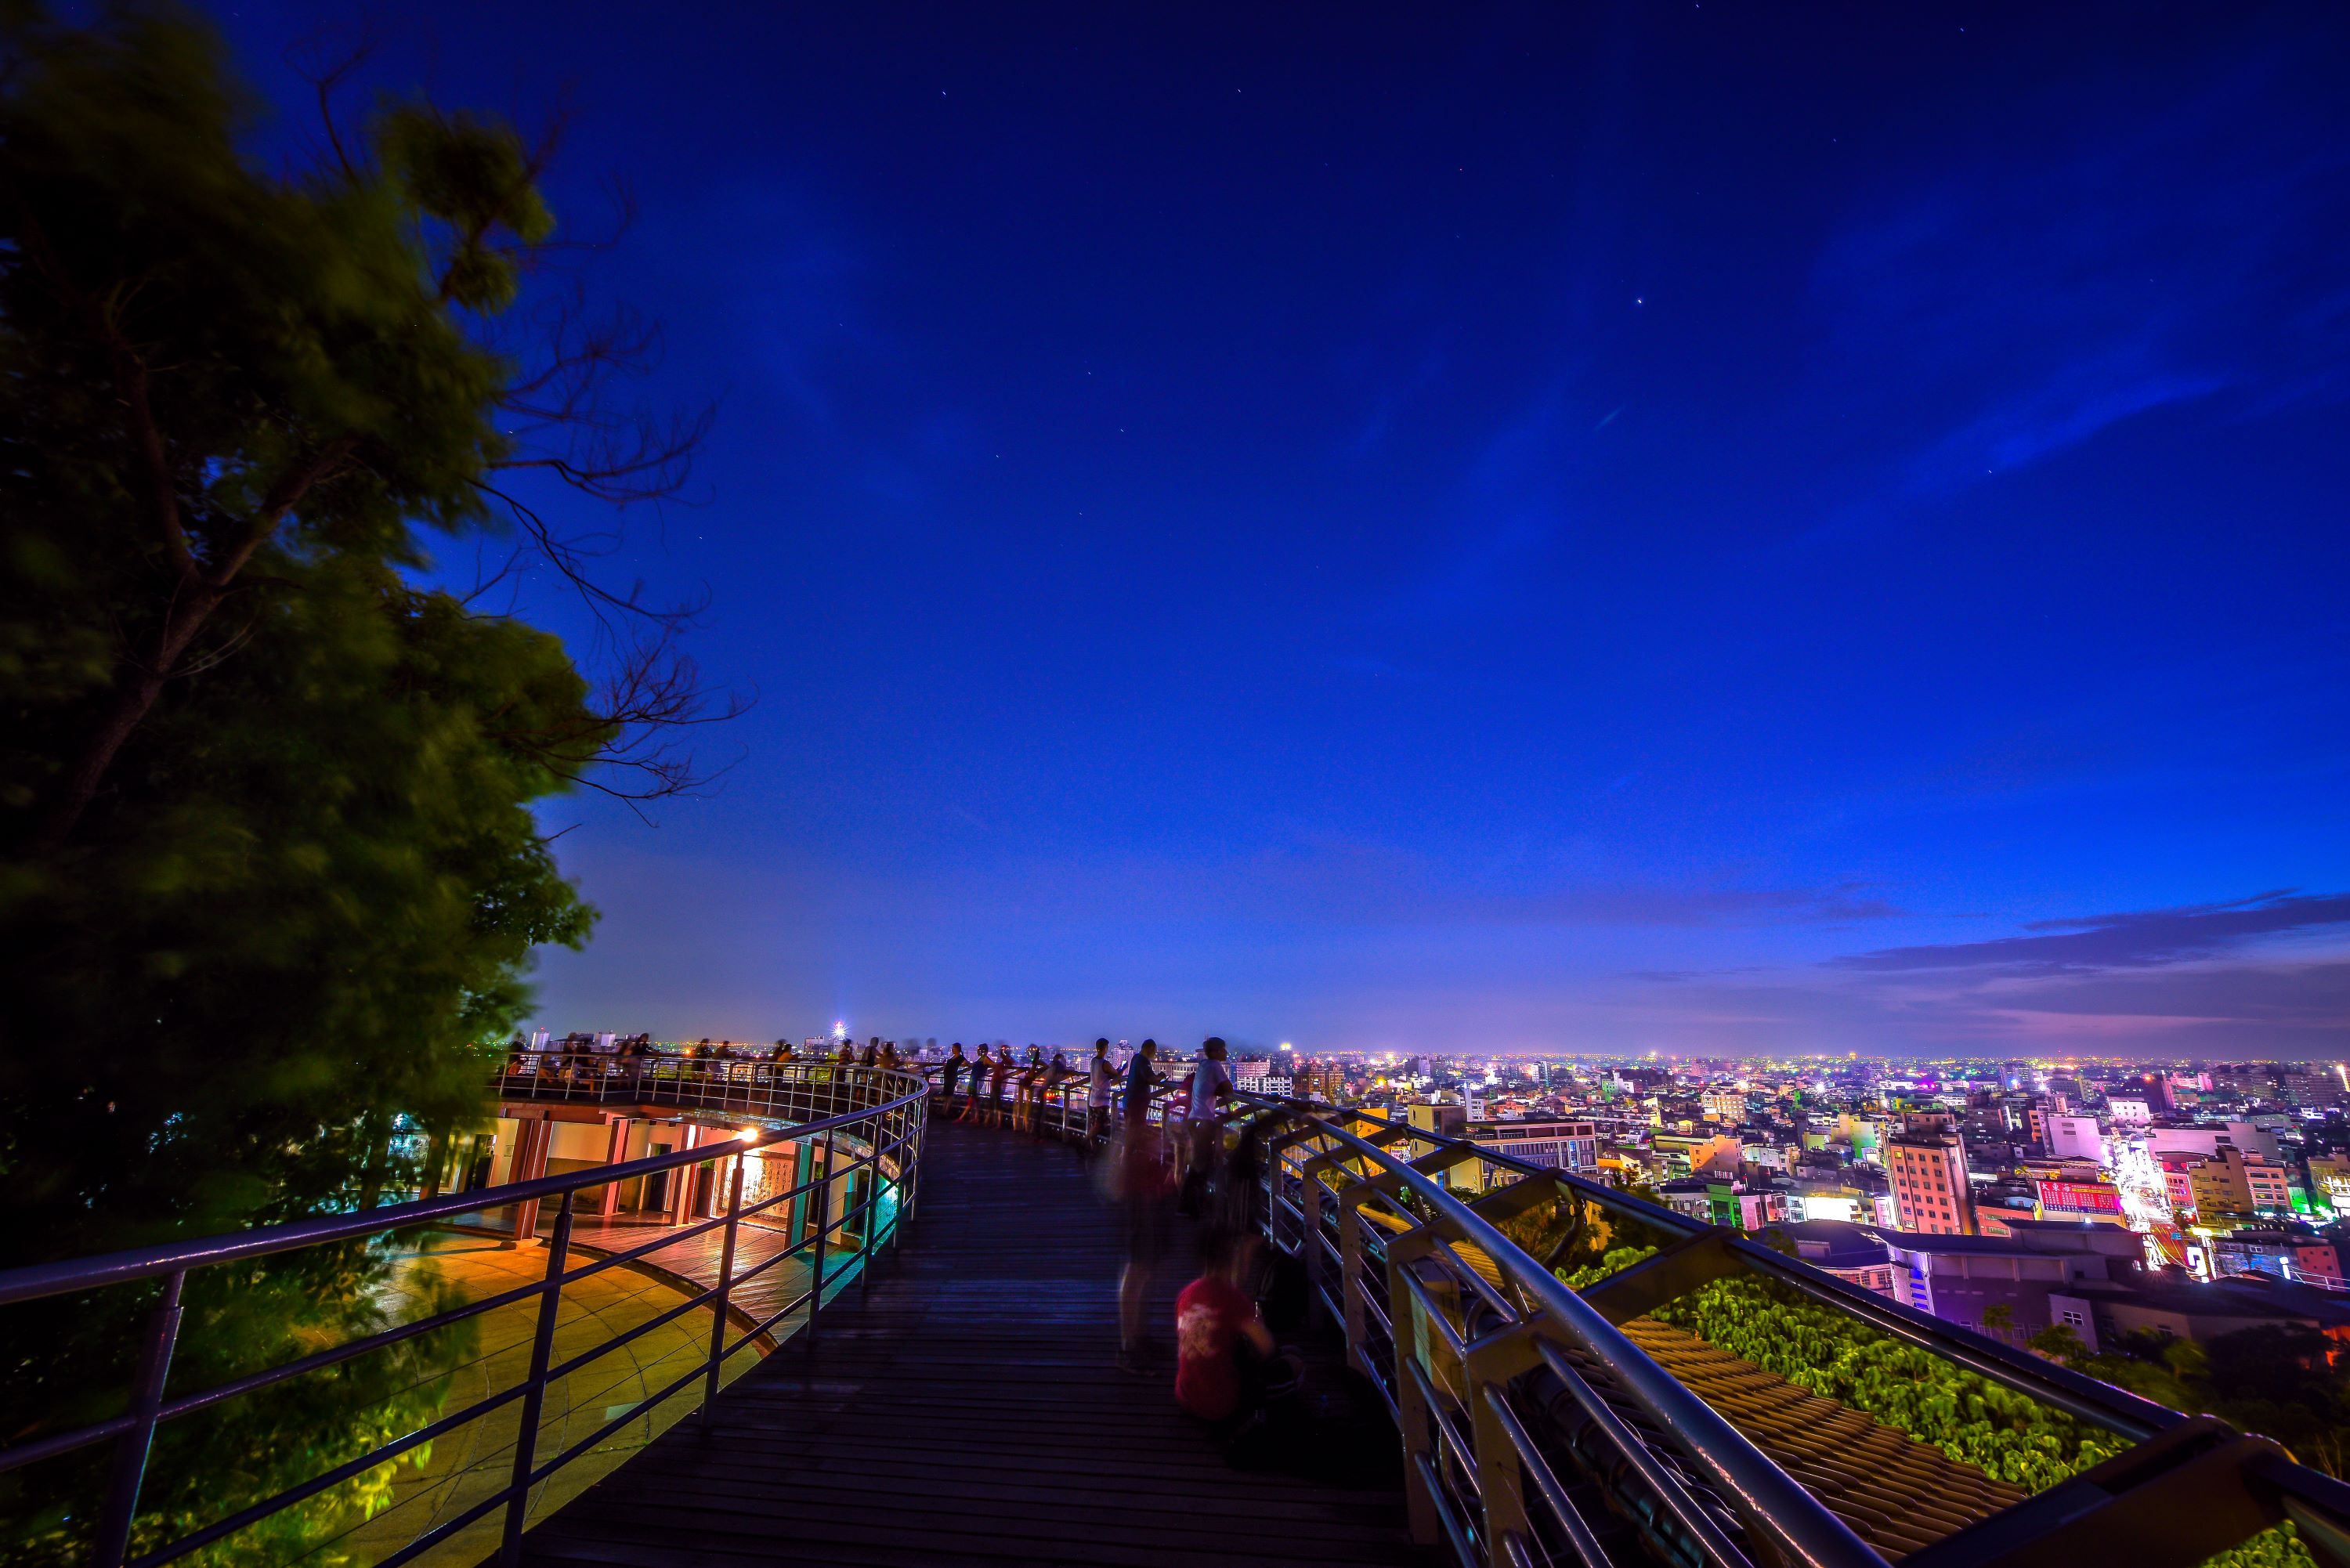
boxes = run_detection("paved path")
[519,1119,1425,1567]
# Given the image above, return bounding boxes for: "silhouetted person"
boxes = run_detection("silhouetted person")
[939,1041,968,1106]
[1043,1050,1075,1138]
[1014,1046,1045,1133]
[1123,1038,1159,1124]
[989,1045,1015,1125]
[961,1046,992,1122]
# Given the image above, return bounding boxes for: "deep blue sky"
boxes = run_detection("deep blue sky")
[219,2,2350,1056]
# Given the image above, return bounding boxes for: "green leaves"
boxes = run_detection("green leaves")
[0,9,619,1563]
[377,103,556,311]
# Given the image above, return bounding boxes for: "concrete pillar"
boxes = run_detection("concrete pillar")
[507,1116,554,1242]
[600,1116,631,1219]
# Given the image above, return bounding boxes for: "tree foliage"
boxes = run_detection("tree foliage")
[0,5,716,1560]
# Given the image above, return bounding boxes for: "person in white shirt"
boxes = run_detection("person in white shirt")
[1085,1038,1117,1149]
[1182,1037,1235,1211]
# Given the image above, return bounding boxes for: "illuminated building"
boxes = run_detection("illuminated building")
[1886,1111,1974,1236]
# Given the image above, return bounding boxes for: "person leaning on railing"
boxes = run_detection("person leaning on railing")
[1084,1039,1116,1150]
[938,1041,967,1107]
[1178,1038,1234,1216]
[1120,1038,1159,1124]
[1014,1046,1045,1133]
[988,1044,1015,1126]
[1042,1049,1075,1139]
[960,1046,992,1123]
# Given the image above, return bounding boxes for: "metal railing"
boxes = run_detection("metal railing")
[0,1061,928,1568]
[1234,1097,2350,1568]
[924,1068,2350,1568]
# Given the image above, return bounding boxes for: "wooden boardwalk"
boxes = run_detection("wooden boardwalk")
[520,1119,1426,1568]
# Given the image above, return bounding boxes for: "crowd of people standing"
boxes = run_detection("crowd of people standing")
[925,1033,1302,1451]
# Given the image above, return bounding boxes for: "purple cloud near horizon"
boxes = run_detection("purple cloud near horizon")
[1828,891,2350,974]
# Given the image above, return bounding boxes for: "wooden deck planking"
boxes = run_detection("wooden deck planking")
[519,1120,1426,1567]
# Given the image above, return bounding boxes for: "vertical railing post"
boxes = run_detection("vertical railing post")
[92,1268,186,1568]
[858,1136,877,1295]
[500,1191,573,1568]
[700,1160,746,1430]
[804,1129,834,1351]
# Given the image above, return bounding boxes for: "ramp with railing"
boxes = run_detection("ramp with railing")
[0,1062,927,1568]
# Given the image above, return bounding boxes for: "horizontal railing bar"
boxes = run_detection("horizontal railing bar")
[1273,1093,2182,1443]
[1314,1279,1344,1328]
[0,1408,137,1476]
[1,1070,924,1568]
[360,1470,518,1568]
[1399,1265,1473,1360]
[1431,1235,1525,1328]
[140,1264,554,1431]
[1415,1449,1482,1568]
[1533,1339,1761,1568]
[540,1278,724,1384]
[0,1070,927,1306]
[719,1234,812,1291]
[523,1357,709,1487]
[4,1117,904,1476]
[123,1375,532,1568]
[1484,1383,1614,1568]
[1404,1352,1484,1503]
[1242,1097,1875,1568]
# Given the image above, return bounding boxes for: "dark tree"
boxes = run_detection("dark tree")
[0,6,731,1559]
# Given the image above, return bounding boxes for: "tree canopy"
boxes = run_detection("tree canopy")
[0,6,718,1559]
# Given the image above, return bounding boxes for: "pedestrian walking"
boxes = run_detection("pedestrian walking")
[1113,1113,1173,1373]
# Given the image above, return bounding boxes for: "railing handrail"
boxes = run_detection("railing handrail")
[1,1061,928,1568]
[0,1064,930,1309]
[1281,1096,2188,1443]
[886,1064,2350,1568]
[1241,1093,1883,1568]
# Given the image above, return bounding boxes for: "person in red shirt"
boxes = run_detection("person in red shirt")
[1174,1229,1297,1427]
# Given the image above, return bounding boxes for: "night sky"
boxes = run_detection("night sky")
[217,3,2350,1057]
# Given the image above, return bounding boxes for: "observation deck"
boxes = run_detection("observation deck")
[7,1052,2350,1568]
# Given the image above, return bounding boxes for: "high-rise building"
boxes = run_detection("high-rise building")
[1887,1113,1975,1235]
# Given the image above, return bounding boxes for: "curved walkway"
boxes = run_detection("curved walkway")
[519,1119,1426,1568]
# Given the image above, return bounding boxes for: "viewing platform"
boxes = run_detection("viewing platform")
[522,1117,1422,1568]
[8,1053,2350,1568]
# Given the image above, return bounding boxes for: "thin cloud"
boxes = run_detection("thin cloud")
[1809,49,2350,521]
[1829,890,2350,974]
